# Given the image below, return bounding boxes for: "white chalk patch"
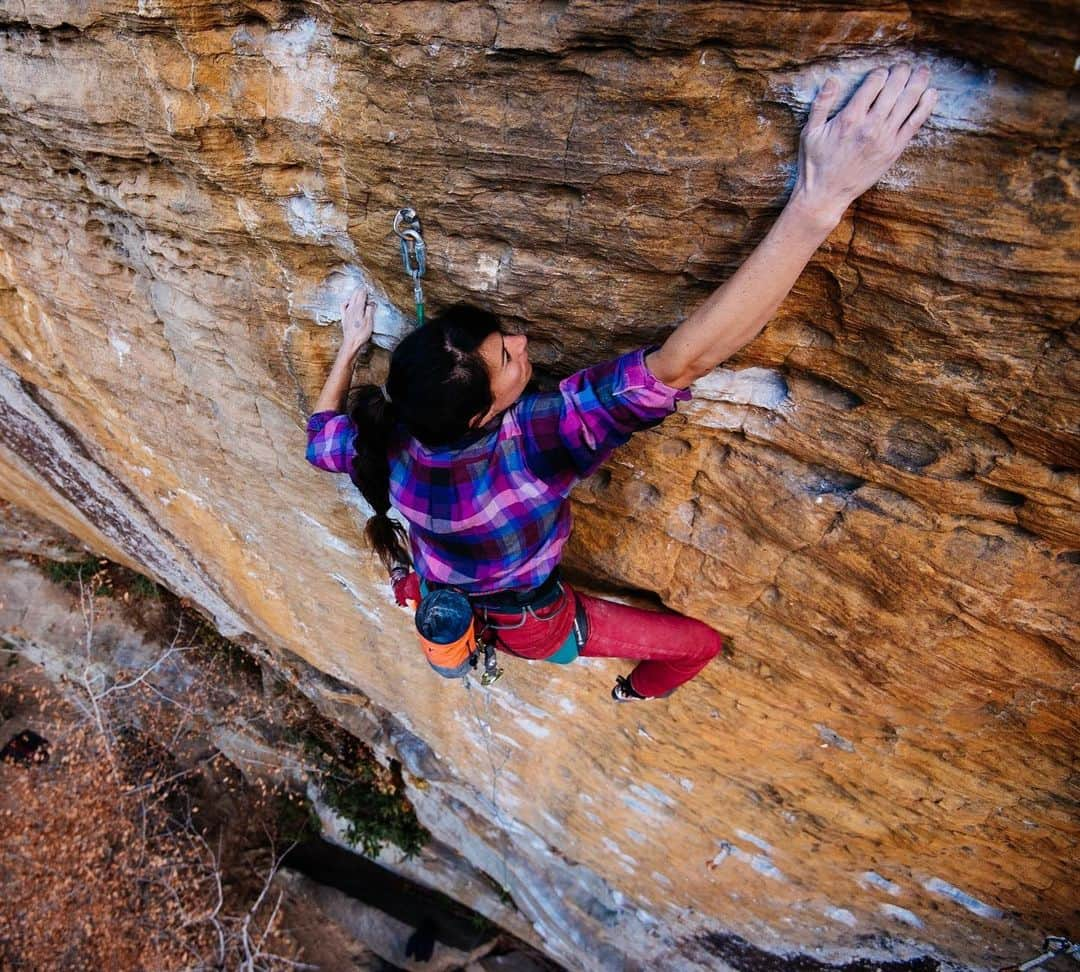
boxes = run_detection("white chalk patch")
[711,840,786,881]
[636,908,658,926]
[880,903,923,928]
[923,878,1003,919]
[334,478,376,521]
[175,488,207,508]
[815,724,856,752]
[516,717,550,739]
[261,18,338,125]
[824,906,858,927]
[630,783,677,809]
[779,53,992,135]
[709,841,732,866]
[600,837,637,869]
[235,198,261,233]
[652,871,673,888]
[748,854,785,881]
[558,696,576,713]
[689,366,790,410]
[860,870,902,895]
[487,688,548,724]
[287,193,327,238]
[621,795,659,818]
[679,778,694,792]
[736,829,775,854]
[300,268,411,351]
[108,333,130,362]
[474,252,505,292]
[283,191,355,257]
[491,732,522,751]
[296,512,362,557]
[330,572,380,623]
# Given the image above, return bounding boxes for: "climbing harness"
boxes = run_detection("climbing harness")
[393,208,427,326]
[409,567,588,685]
[476,576,586,666]
[1000,937,1080,971]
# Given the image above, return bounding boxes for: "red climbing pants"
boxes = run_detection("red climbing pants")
[483,583,723,698]
[575,591,723,697]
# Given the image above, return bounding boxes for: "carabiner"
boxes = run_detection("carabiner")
[393,208,427,324]
[394,209,426,278]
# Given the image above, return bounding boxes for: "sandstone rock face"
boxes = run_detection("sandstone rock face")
[0,3,1076,969]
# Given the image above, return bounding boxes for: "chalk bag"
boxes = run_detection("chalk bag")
[415,588,477,678]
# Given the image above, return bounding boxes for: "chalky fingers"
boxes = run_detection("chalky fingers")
[868,62,912,121]
[887,64,933,131]
[838,66,889,122]
[898,86,938,141]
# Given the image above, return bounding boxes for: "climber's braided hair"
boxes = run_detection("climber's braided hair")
[346,304,502,572]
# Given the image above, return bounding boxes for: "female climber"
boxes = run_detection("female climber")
[306,63,937,700]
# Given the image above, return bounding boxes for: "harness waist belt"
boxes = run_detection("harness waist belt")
[428,568,563,612]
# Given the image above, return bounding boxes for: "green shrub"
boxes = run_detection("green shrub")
[41,557,100,587]
[301,734,428,859]
[128,573,161,600]
[320,772,428,859]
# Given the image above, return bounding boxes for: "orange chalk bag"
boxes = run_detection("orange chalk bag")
[414,582,502,684]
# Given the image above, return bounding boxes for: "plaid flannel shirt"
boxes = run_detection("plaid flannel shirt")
[305,345,690,593]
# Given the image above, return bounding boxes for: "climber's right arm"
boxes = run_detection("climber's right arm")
[646,63,937,390]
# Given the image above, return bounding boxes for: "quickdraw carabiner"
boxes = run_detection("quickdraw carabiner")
[393,208,427,326]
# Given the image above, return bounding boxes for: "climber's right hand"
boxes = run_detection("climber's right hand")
[393,570,421,610]
[791,63,938,227]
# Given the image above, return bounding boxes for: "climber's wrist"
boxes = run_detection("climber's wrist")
[785,186,847,236]
[339,336,368,361]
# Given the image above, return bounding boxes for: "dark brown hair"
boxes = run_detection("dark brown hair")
[346,304,502,571]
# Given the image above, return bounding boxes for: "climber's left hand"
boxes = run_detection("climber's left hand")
[341,286,376,356]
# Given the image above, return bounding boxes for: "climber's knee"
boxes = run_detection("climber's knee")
[702,626,724,663]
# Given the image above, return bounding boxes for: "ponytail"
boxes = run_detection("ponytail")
[346,385,410,572]
[346,304,502,573]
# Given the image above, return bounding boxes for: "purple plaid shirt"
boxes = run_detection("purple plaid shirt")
[306,346,690,593]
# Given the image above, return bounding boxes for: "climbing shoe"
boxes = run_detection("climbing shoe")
[611,675,652,703]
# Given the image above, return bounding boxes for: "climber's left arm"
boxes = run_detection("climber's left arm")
[306,287,375,473]
[311,286,376,414]
[646,63,937,389]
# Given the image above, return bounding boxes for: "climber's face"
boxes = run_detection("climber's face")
[469,330,532,428]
